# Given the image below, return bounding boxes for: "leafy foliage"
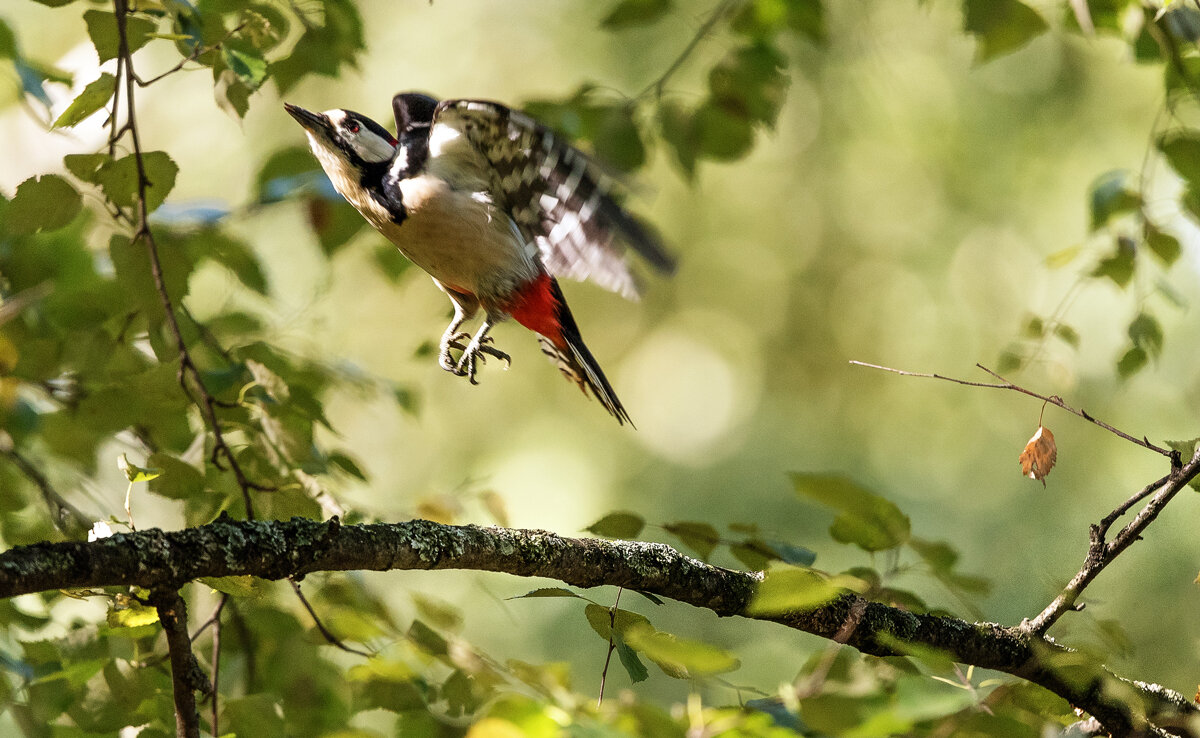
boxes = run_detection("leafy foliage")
[0,0,1193,736]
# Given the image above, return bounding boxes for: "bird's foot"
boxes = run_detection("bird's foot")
[451,336,511,385]
[438,332,472,373]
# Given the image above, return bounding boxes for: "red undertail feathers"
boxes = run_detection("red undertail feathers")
[507,273,631,426]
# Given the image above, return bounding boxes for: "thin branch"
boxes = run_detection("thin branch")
[132,20,250,87]
[288,578,372,657]
[1025,444,1200,635]
[849,361,1176,459]
[0,446,91,538]
[208,594,226,738]
[150,589,204,738]
[597,586,624,707]
[111,0,265,519]
[636,0,738,100]
[0,516,1193,736]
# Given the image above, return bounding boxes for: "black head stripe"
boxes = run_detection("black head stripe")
[393,92,440,133]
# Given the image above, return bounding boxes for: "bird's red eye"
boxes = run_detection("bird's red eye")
[346,121,360,133]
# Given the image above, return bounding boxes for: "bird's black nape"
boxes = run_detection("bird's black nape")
[392,92,439,133]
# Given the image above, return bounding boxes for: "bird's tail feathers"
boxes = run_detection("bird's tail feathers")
[509,274,631,426]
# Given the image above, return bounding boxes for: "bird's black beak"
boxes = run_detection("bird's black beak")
[284,103,330,136]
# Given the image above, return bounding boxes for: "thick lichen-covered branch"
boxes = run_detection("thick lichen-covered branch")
[0,515,1191,735]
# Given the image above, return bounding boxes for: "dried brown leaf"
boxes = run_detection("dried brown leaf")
[1019,425,1057,487]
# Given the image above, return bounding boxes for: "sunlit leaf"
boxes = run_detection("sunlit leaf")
[53,72,115,128]
[623,622,740,676]
[94,152,178,212]
[84,10,156,63]
[748,565,867,614]
[510,588,585,600]
[117,453,161,483]
[198,576,263,598]
[792,474,911,551]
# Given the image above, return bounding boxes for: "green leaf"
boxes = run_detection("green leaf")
[0,19,15,60]
[708,43,789,127]
[585,511,644,539]
[1091,236,1136,288]
[198,576,263,598]
[1089,170,1141,231]
[510,587,585,600]
[222,46,267,88]
[786,0,826,42]
[1145,225,1182,266]
[221,695,285,738]
[694,101,756,160]
[963,0,1049,61]
[615,637,649,683]
[146,453,205,500]
[662,521,720,561]
[94,152,178,212]
[106,599,159,628]
[1158,130,1200,183]
[748,566,867,614]
[1128,313,1163,359]
[583,604,652,642]
[1053,324,1081,348]
[601,0,672,29]
[4,174,82,235]
[1116,346,1147,379]
[84,10,156,64]
[64,153,110,182]
[622,622,740,676]
[53,73,115,129]
[792,473,911,551]
[117,453,161,483]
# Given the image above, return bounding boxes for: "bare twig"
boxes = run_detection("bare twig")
[112,0,266,519]
[636,0,737,100]
[288,578,372,657]
[1,445,91,538]
[849,361,1175,459]
[1024,444,1200,634]
[597,586,624,707]
[151,589,205,738]
[209,595,226,737]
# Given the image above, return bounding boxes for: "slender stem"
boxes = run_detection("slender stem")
[849,361,1176,459]
[111,0,265,519]
[636,0,738,100]
[133,20,250,87]
[1,447,91,537]
[289,579,371,657]
[597,587,624,707]
[209,595,226,737]
[151,589,202,738]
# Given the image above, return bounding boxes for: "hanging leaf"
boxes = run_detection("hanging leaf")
[117,453,161,483]
[962,0,1049,61]
[53,73,115,128]
[792,474,911,551]
[585,511,644,539]
[4,175,82,235]
[1018,425,1057,486]
[1088,170,1141,231]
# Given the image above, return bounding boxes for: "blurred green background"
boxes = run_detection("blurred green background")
[3,0,1198,707]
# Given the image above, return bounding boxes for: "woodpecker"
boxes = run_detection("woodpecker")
[285,93,674,425]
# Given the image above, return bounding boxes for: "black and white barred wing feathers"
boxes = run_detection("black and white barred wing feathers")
[431,99,675,298]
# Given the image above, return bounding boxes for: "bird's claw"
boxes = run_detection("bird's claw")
[442,335,511,384]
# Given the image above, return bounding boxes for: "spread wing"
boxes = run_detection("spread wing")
[431,98,675,299]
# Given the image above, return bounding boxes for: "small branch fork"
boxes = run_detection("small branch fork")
[151,589,210,738]
[850,361,1200,639]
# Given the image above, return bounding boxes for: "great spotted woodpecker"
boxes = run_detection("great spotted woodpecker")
[285,93,674,425]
